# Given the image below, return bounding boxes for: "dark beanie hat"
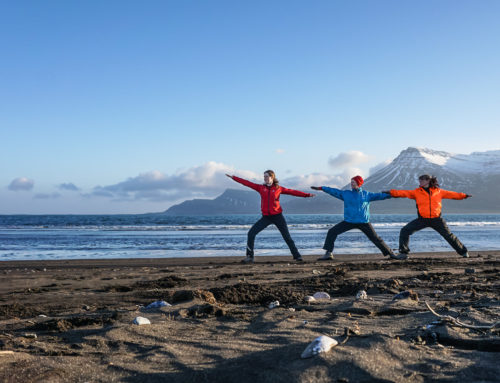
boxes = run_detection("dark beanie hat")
[352,175,364,186]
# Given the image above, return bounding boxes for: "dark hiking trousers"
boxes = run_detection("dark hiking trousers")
[247,213,301,259]
[399,217,468,255]
[323,221,394,256]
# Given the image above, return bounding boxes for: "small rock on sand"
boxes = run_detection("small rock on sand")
[305,296,316,303]
[133,316,151,325]
[301,335,338,358]
[268,301,280,309]
[356,290,368,300]
[145,301,171,309]
[313,292,330,300]
[392,290,419,301]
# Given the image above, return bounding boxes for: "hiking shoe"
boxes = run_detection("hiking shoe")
[317,251,334,261]
[461,252,470,258]
[294,256,304,262]
[241,256,254,264]
[388,253,406,260]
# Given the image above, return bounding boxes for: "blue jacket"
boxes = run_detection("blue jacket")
[321,187,391,223]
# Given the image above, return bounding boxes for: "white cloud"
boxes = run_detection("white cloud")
[328,151,370,169]
[8,177,34,191]
[91,162,260,202]
[275,148,285,154]
[58,183,80,191]
[369,160,392,176]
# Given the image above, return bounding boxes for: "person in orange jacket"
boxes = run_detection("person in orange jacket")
[384,174,472,259]
[226,170,315,263]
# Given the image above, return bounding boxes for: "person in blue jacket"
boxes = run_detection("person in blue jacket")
[311,175,402,261]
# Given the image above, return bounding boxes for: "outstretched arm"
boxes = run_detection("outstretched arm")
[440,190,471,200]
[281,186,315,198]
[389,189,416,199]
[226,174,261,192]
[367,191,392,201]
[312,186,344,200]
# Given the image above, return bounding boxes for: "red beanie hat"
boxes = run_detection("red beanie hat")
[352,175,364,186]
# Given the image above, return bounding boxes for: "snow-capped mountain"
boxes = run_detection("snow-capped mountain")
[363,147,500,213]
[364,147,500,190]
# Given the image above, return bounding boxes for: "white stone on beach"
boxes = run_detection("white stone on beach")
[268,301,280,309]
[305,296,316,303]
[301,335,338,358]
[313,292,330,300]
[145,300,171,309]
[133,316,151,325]
[356,290,368,300]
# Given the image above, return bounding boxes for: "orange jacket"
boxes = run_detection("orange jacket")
[390,187,467,218]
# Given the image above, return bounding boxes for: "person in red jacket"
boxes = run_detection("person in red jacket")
[226,170,315,263]
[385,174,472,259]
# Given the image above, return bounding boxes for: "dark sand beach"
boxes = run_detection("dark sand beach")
[0,251,499,382]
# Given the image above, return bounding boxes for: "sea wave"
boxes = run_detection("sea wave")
[2,220,500,231]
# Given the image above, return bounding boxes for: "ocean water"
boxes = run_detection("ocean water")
[0,214,499,261]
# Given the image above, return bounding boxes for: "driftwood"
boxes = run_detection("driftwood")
[338,326,362,345]
[425,301,500,330]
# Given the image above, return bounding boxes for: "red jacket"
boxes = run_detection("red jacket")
[390,187,467,218]
[231,176,313,215]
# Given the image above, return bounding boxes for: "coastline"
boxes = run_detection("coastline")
[1,251,499,382]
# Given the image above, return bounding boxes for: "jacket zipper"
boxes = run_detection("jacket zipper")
[268,186,272,215]
[428,189,432,217]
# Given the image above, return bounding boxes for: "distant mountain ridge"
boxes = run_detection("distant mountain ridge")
[164,147,500,215]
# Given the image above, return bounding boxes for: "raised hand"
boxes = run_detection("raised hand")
[381,190,390,194]
[465,194,472,199]
[310,186,322,191]
[225,174,233,178]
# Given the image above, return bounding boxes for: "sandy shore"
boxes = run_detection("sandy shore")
[1,251,499,382]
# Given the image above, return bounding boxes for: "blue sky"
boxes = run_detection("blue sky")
[1,1,499,214]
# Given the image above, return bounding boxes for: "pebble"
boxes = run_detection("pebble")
[392,290,418,301]
[268,301,280,309]
[356,290,368,300]
[133,316,151,325]
[22,333,37,339]
[145,301,171,309]
[313,292,330,300]
[465,268,476,274]
[305,296,316,303]
[301,335,338,358]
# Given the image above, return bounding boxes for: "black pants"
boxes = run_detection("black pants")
[399,217,467,255]
[247,213,301,258]
[323,221,393,256]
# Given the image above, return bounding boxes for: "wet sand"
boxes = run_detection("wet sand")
[0,251,499,382]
